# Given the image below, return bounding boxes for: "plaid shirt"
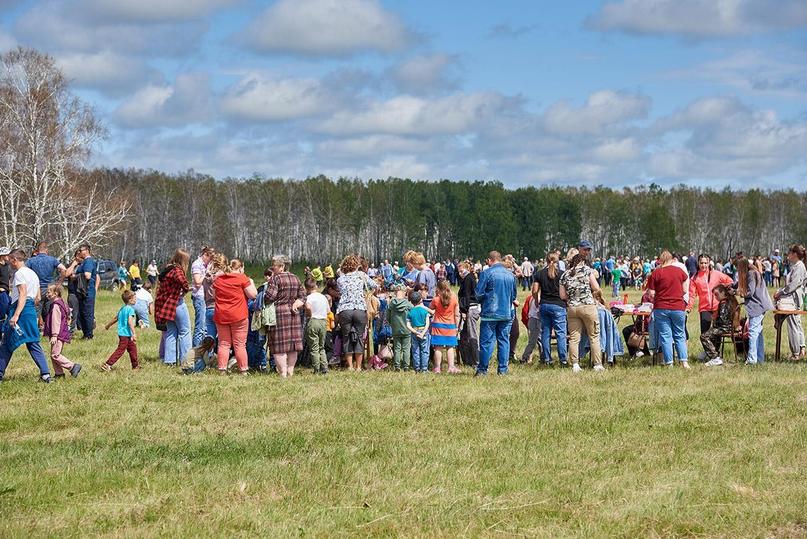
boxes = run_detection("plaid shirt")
[154,265,190,325]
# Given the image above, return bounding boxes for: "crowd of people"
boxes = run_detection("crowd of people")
[0,239,805,383]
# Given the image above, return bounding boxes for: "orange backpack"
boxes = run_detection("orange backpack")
[521,295,532,327]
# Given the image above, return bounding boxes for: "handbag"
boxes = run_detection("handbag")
[627,331,646,350]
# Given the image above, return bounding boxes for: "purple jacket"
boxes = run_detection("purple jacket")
[44,297,72,343]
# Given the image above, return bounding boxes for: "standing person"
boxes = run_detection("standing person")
[146,260,158,288]
[202,253,229,340]
[646,250,690,369]
[335,254,377,372]
[430,280,461,373]
[65,250,82,334]
[190,247,214,347]
[134,281,154,328]
[535,252,568,366]
[611,260,622,298]
[520,284,542,364]
[27,241,66,322]
[0,249,51,382]
[117,261,129,290]
[603,255,615,288]
[43,284,80,379]
[413,253,437,307]
[737,258,774,365]
[212,258,257,376]
[520,257,534,291]
[304,278,330,375]
[0,247,12,325]
[154,249,191,366]
[457,261,480,367]
[688,254,734,360]
[685,251,698,278]
[388,284,413,371]
[66,244,99,340]
[265,255,306,377]
[560,253,605,373]
[129,260,142,290]
[101,290,139,371]
[774,244,806,360]
[700,285,739,367]
[474,251,517,376]
[406,291,431,373]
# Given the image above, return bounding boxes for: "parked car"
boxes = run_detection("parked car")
[96,259,121,290]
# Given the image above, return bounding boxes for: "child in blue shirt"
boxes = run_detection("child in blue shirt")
[101,290,139,371]
[406,291,431,372]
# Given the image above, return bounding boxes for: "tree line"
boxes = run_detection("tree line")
[94,169,806,264]
[2,47,804,264]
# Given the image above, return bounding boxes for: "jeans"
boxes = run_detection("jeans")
[246,331,267,370]
[521,317,542,362]
[412,332,430,371]
[134,300,151,328]
[191,294,207,347]
[746,314,765,364]
[612,280,620,298]
[205,307,217,340]
[477,318,512,375]
[79,295,96,338]
[0,340,50,378]
[164,298,191,365]
[392,334,411,370]
[654,309,688,364]
[540,303,567,364]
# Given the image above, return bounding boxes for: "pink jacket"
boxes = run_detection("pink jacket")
[688,270,734,313]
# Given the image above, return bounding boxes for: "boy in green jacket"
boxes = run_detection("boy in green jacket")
[387,284,413,371]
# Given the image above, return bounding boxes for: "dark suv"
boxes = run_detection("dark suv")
[95,259,121,290]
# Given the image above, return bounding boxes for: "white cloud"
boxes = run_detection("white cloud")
[76,0,239,22]
[588,0,807,37]
[318,92,511,136]
[56,51,163,96]
[221,74,336,122]
[543,90,650,135]
[389,54,461,94]
[0,29,16,52]
[115,73,212,127]
[241,0,411,56]
[317,135,430,157]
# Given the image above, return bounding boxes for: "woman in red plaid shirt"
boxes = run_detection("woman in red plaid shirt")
[155,249,191,365]
[264,255,306,377]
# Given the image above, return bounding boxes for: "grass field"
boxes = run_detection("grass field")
[1,284,806,537]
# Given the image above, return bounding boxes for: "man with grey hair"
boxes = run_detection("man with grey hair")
[474,250,517,375]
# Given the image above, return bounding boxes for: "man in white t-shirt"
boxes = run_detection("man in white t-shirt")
[190,247,214,347]
[304,278,331,374]
[520,257,534,291]
[134,282,155,328]
[0,249,51,382]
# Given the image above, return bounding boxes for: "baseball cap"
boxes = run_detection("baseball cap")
[578,240,593,250]
[0,247,10,256]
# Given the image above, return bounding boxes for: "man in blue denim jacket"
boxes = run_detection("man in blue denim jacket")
[474,251,517,375]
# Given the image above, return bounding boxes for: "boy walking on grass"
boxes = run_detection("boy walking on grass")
[101,290,139,371]
[388,284,413,371]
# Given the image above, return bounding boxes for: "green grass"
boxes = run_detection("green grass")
[1,287,806,537]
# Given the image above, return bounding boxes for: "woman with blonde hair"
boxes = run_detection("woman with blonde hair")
[202,253,229,339]
[155,248,191,366]
[212,256,257,375]
[265,255,306,377]
[336,254,377,371]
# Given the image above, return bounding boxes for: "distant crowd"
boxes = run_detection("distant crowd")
[0,239,805,383]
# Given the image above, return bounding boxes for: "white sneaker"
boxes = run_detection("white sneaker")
[572,363,582,373]
[593,364,606,372]
[635,351,644,358]
[227,357,237,370]
[705,358,723,367]
[744,359,757,365]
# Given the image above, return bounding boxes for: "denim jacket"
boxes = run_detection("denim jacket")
[474,263,517,320]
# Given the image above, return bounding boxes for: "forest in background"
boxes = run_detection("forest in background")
[93,169,807,264]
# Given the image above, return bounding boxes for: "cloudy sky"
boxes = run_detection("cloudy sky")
[1,0,806,188]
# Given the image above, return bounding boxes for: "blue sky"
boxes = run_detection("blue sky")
[1,0,806,188]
